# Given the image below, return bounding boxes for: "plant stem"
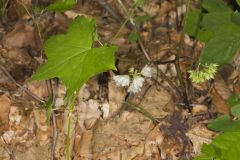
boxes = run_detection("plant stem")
[110,18,129,43]
[17,0,43,42]
[66,94,77,160]
[96,0,122,23]
[117,0,131,20]
[124,102,159,124]
[110,0,137,43]
[174,0,192,108]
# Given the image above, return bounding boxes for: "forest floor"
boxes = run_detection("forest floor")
[0,0,239,160]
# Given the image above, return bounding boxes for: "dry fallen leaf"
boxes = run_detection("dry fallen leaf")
[107,80,126,118]
[77,99,101,130]
[0,95,11,132]
[186,124,216,156]
[2,24,37,49]
[211,87,230,114]
[27,81,49,98]
[33,110,51,146]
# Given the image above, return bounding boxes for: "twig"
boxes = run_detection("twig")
[51,81,58,160]
[118,0,151,62]
[95,0,122,23]
[51,111,57,160]
[101,0,151,62]
[110,18,128,43]
[152,56,193,64]
[138,38,151,61]
[17,0,43,43]
[0,64,45,103]
[156,66,182,97]
[45,80,58,160]
[173,0,192,108]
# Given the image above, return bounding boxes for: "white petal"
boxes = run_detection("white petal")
[128,76,144,93]
[141,65,152,77]
[113,75,130,87]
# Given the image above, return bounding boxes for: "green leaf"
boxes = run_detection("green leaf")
[42,100,54,124]
[184,9,202,37]
[212,132,240,160]
[194,143,216,160]
[32,16,117,98]
[201,143,216,156]
[133,0,144,7]
[200,11,240,37]
[200,12,240,36]
[195,132,240,160]
[237,0,240,7]
[128,31,139,42]
[232,11,240,25]
[47,0,76,12]
[196,29,214,42]
[133,15,149,25]
[231,104,240,118]
[201,0,231,12]
[207,115,240,132]
[199,32,240,65]
[197,9,240,65]
[227,94,240,107]
[201,12,233,33]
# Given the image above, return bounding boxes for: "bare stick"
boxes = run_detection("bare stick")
[173,0,192,108]
[95,0,122,23]
[0,64,45,103]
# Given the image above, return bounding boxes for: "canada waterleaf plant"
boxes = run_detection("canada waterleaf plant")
[185,0,240,65]
[32,16,117,98]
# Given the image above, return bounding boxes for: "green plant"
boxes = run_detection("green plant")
[31,0,240,159]
[186,0,240,83]
[195,94,240,159]
[185,0,240,159]
[207,94,240,132]
[32,16,117,99]
[32,16,116,160]
[194,132,240,160]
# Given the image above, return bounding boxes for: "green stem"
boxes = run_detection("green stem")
[110,0,137,44]
[110,18,129,43]
[66,94,77,160]
[124,102,159,124]
[117,0,131,20]
[97,38,104,46]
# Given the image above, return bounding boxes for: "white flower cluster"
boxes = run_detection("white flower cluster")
[113,65,152,93]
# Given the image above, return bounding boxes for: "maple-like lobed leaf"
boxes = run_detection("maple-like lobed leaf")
[32,16,117,98]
